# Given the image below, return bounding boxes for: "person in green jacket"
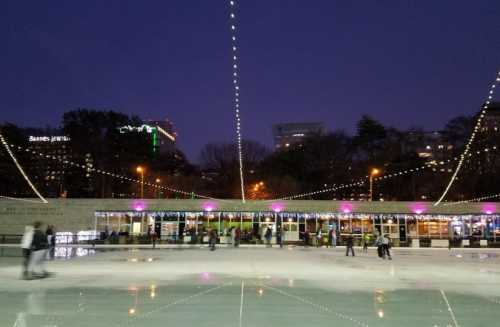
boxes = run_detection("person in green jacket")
[362,233,371,253]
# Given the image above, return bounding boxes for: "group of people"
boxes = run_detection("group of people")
[20,221,55,280]
[309,228,392,260]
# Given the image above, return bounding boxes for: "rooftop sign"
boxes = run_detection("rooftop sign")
[29,136,70,142]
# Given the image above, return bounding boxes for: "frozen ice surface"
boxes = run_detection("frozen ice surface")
[1,247,499,326]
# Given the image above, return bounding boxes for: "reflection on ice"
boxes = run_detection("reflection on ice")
[54,247,96,259]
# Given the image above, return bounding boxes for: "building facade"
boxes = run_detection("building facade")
[272,122,326,150]
[1,199,499,247]
[25,133,74,197]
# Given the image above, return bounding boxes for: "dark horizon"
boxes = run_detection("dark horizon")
[2,0,499,161]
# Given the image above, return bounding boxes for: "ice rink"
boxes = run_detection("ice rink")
[1,246,499,327]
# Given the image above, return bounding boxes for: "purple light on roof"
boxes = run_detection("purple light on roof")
[410,203,426,215]
[340,202,353,214]
[271,203,284,213]
[132,200,146,212]
[482,203,495,215]
[202,201,217,212]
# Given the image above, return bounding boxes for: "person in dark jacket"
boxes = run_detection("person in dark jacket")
[21,225,34,279]
[45,225,56,260]
[264,227,272,247]
[345,234,355,257]
[208,229,217,251]
[29,221,51,278]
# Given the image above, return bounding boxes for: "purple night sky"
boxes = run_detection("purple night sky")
[1,1,499,161]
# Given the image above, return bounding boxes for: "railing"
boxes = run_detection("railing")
[1,233,500,248]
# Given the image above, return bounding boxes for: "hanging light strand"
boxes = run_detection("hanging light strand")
[8,143,219,201]
[0,131,48,204]
[434,71,500,206]
[443,193,500,206]
[228,0,246,203]
[269,145,497,201]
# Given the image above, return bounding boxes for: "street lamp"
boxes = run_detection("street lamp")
[136,166,145,198]
[369,168,380,202]
[155,178,161,199]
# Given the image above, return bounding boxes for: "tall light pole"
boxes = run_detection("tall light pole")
[369,168,380,202]
[155,178,161,199]
[136,166,145,198]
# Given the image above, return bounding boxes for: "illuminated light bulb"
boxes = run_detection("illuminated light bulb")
[128,308,136,315]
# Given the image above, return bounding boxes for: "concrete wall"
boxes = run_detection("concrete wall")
[0,198,497,234]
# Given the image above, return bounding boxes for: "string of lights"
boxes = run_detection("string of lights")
[269,146,497,201]
[0,131,48,204]
[374,146,497,182]
[443,193,500,206]
[434,71,500,206]
[8,143,220,201]
[228,0,246,203]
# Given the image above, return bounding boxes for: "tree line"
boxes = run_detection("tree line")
[1,107,500,202]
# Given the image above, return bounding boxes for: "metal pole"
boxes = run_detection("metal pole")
[140,172,144,198]
[369,175,373,201]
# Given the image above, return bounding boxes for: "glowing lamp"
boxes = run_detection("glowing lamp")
[340,202,354,214]
[202,201,217,212]
[410,203,426,215]
[482,204,495,215]
[131,200,146,212]
[271,203,284,213]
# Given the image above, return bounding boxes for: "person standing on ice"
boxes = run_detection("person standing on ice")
[362,233,370,253]
[345,234,355,256]
[265,227,272,247]
[375,234,385,259]
[230,227,236,247]
[382,234,392,260]
[208,228,217,251]
[330,228,337,247]
[20,224,34,279]
[235,227,241,247]
[315,228,322,247]
[28,221,50,279]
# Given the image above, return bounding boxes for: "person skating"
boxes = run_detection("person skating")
[345,234,355,256]
[330,229,337,247]
[383,234,392,260]
[375,234,385,259]
[235,227,241,247]
[316,228,322,248]
[20,225,34,279]
[265,227,272,247]
[304,229,310,247]
[28,221,51,279]
[208,229,217,251]
[279,227,285,248]
[362,233,370,253]
[45,225,56,260]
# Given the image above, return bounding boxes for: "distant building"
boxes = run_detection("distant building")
[25,130,76,197]
[146,119,177,154]
[403,130,453,161]
[118,118,177,155]
[480,101,500,133]
[272,122,326,150]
